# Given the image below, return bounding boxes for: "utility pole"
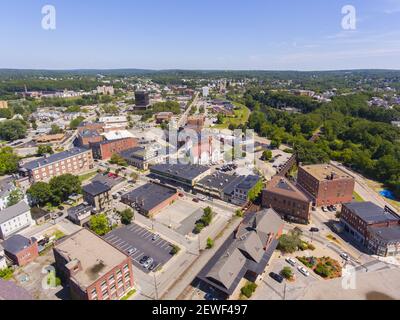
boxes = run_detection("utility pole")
[283,283,287,301]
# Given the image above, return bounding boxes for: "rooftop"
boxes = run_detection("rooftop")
[22,147,90,170]
[344,202,399,224]
[300,164,353,181]
[369,225,400,242]
[0,279,33,300]
[235,175,261,191]
[2,235,36,255]
[150,164,210,182]
[265,176,310,202]
[121,183,177,213]
[83,181,111,197]
[0,201,30,225]
[54,229,128,288]
[197,173,243,193]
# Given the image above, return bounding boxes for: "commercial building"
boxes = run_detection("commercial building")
[34,133,66,144]
[82,181,112,213]
[134,91,150,110]
[121,183,179,217]
[102,130,135,141]
[90,138,138,160]
[20,148,94,183]
[340,202,400,256]
[195,172,244,201]
[67,203,95,226]
[262,176,312,224]
[77,130,104,147]
[53,229,134,300]
[155,112,173,124]
[150,164,211,187]
[96,85,114,96]
[186,115,205,132]
[297,164,355,207]
[232,175,262,206]
[120,144,165,170]
[197,209,284,299]
[99,116,129,132]
[2,235,39,267]
[0,201,32,240]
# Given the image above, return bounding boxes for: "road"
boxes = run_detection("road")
[177,92,199,127]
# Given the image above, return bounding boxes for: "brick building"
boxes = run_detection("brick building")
[186,115,205,132]
[77,130,104,147]
[340,202,400,257]
[262,176,311,224]
[20,148,95,183]
[90,138,138,160]
[297,164,355,207]
[121,183,179,217]
[2,235,39,267]
[82,181,112,213]
[155,112,173,124]
[53,229,134,300]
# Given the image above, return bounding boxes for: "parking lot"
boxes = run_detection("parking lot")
[103,223,175,274]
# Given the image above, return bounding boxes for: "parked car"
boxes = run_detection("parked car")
[192,198,200,203]
[143,258,154,269]
[269,272,284,283]
[297,266,310,277]
[340,252,350,261]
[140,256,149,264]
[152,234,160,241]
[321,207,328,213]
[285,257,297,267]
[148,262,158,271]
[310,227,319,233]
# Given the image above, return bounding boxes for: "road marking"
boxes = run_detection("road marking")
[134,253,144,262]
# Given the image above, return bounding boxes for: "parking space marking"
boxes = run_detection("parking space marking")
[134,253,144,262]
[154,239,164,246]
[120,243,131,251]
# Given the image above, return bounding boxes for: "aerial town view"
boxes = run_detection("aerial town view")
[1,0,400,310]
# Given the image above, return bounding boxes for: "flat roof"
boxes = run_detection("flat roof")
[54,229,128,288]
[150,164,210,182]
[300,164,353,181]
[265,176,310,202]
[235,175,261,191]
[369,225,400,242]
[344,202,399,224]
[83,181,111,196]
[22,147,90,170]
[121,183,177,213]
[197,173,243,193]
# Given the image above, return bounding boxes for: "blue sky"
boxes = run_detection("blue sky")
[0,0,400,70]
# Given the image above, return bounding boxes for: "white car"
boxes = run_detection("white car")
[340,252,350,261]
[298,266,310,277]
[285,257,297,267]
[321,207,328,212]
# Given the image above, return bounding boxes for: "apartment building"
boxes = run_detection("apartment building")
[82,181,112,213]
[2,235,39,267]
[20,148,94,183]
[262,176,311,224]
[297,164,355,207]
[53,229,134,300]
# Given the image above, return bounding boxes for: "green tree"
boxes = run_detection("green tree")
[27,182,53,206]
[248,179,263,202]
[0,120,27,141]
[120,209,134,225]
[280,267,294,280]
[69,116,85,130]
[206,237,214,249]
[0,147,20,176]
[49,174,82,204]
[89,214,110,236]
[110,153,128,167]
[170,245,181,255]
[37,145,54,156]
[262,150,273,161]
[49,124,63,135]
[7,189,24,207]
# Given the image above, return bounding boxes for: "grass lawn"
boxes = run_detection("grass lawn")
[353,191,364,202]
[78,171,98,182]
[214,102,250,129]
[366,179,400,211]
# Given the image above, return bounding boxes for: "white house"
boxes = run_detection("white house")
[0,178,16,211]
[0,201,33,240]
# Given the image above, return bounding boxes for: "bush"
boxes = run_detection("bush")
[280,267,293,280]
[0,267,14,280]
[206,238,214,249]
[235,209,244,218]
[170,245,180,255]
[315,263,331,278]
[240,282,258,299]
[193,222,204,234]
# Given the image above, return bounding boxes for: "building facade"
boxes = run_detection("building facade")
[297,164,355,207]
[82,181,112,213]
[53,229,134,300]
[262,176,311,224]
[90,138,138,160]
[2,235,39,267]
[20,148,94,183]
[0,202,32,240]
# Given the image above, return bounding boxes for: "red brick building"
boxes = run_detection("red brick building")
[90,138,138,160]
[262,176,312,224]
[297,164,355,207]
[155,112,173,124]
[2,235,39,267]
[186,115,205,132]
[53,229,134,300]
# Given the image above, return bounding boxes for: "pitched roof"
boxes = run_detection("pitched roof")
[2,235,36,255]
[265,176,310,202]
[0,201,30,225]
